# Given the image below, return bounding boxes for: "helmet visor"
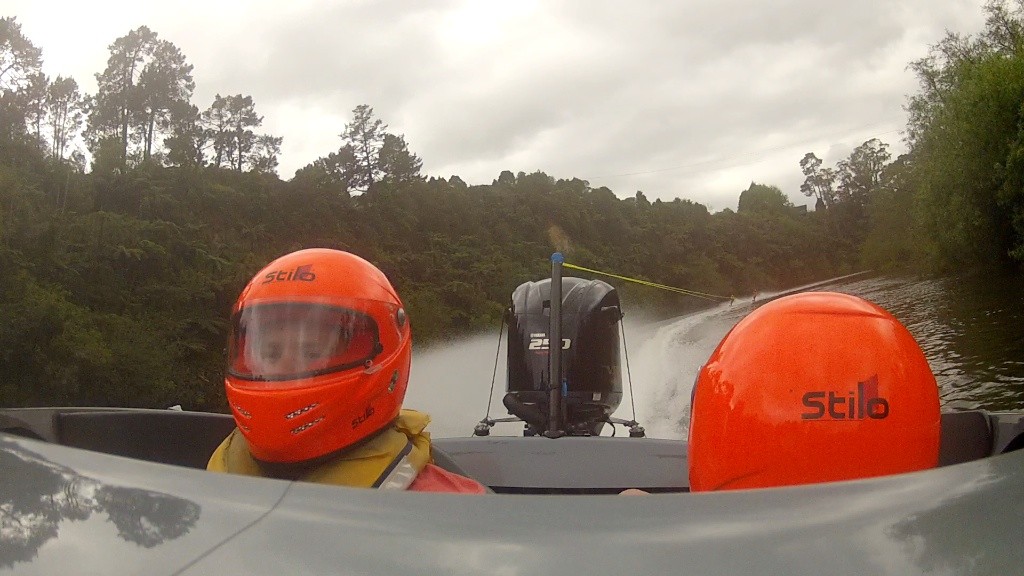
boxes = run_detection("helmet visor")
[228,302,382,381]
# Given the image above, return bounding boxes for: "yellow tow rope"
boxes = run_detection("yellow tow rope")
[562,262,733,303]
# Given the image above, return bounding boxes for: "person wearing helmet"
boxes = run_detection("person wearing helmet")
[687,291,941,491]
[207,248,486,493]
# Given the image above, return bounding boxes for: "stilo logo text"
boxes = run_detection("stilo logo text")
[801,376,889,420]
[262,264,316,284]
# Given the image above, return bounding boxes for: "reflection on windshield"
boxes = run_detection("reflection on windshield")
[886,463,1011,575]
[0,437,200,569]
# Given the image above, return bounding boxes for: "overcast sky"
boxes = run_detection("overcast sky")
[6,0,988,210]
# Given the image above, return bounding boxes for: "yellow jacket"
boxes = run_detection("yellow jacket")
[207,409,432,489]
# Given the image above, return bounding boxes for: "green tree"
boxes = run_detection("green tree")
[996,97,1024,260]
[293,146,357,196]
[87,27,194,169]
[799,152,837,210]
[836,139,891,210]
[907,0,1024,267]
[249,134,283,175]
[202,94,262,171]
[860,155,924,270]
[0,17,42,92]
[737,182,792,214]
[0,17,43,145]
[202,94,228,167]
[164,101,205,167]
[46,76,85,162]
[378,133,423,187]
[22,71,47,149]
[341,104,386,192]
[225,95,260,171]
[495,170,515,187]
[135,37,194,162]
[87,26,159,169]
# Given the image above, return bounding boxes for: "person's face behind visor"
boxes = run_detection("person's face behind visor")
[230,303,380,382]
[251,313,342,377]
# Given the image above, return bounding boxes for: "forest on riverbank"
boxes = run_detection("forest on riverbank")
[1,2,1023,409]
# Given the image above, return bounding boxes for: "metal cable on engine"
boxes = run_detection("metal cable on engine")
[619,316,638,424]
[563,262,732,302]
[484,317,505,421]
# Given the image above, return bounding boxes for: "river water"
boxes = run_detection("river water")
[406,272,1024,439]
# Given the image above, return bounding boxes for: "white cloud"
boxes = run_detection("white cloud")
[5,0,987,208]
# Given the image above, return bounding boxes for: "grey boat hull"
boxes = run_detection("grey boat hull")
[2,406,1023,575]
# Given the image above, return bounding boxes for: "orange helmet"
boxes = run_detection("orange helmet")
[225,249,412,463]
[688,292,939,491]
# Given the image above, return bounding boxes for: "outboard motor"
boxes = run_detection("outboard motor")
[504,277,623,436]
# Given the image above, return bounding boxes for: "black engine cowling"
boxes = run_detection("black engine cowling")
[504,277,623,436]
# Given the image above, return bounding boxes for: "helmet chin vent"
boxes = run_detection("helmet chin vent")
[284,403,320,420]
[291,416,325,435]
[234,405,253,419]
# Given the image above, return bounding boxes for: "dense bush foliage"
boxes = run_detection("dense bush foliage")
[0,155,850,409]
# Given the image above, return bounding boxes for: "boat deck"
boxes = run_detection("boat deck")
[1,407,1022,493]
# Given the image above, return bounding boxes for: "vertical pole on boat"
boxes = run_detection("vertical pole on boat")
[546,252,565,438]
